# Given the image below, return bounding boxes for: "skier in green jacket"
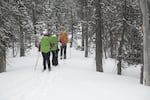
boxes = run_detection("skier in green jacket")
[39,32,52,71]
[50,33,59,66]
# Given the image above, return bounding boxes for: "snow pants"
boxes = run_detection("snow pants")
[60,45,67,59]
[42,52,51,70]
[52,50,59,66]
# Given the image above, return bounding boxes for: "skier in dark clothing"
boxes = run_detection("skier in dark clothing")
[50,33,59,66]
[39,32,52,71]
[41,52,50,70]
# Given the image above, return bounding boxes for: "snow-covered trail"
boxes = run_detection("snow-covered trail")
[0,47,150,100]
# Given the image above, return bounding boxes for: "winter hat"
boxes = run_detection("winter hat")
[43,32,48,35]
[52,33,56,37]
[43,29,48,35]
[43,32,48,36]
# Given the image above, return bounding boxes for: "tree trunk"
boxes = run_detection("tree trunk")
[104,47,107,59]
[140,65,144,84]
[0,1,6,73]
[140,0,150,86]
[12,37,15,57]
[81,23,85,51]
[95,0,103,72]
[110,31,113,58]
[85,0,88,57]
[70,7,73,48]
[117,0,127,75]
[19,15,25,57]
[81,0,85,51]
[85,24,88,57]
[0,49,6,73]
[32,2,37,47]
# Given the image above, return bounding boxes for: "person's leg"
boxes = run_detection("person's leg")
[42,52,46,70]
[46,52,51,71]
[60,45,63,59]
[55,50,58,65]
[53,51,56,65]
[64,45,67,59]
[52,51,55,66]
[53,50,58,66]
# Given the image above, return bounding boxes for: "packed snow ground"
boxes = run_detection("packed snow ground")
[0,46,150,100]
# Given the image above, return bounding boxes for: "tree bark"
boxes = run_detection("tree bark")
[140,0,150,86]
[110,31,113,58]
[81,0,85,51]
[32,2,37,47]
[85,0,88,57]
[117,0,127,75]
[85,24,88,57]
[81,23,85,51]
[70,7,73,48]
[0,49,6,73]
[19,15,25,57]
[140,65,144,84]
[95,0,103,72]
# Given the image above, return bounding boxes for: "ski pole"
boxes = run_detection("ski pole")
[34,52,40,70]
[69,43,71,59]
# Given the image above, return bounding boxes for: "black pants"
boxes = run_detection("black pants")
[52,50,58,66]
[60,45,67,59]
[42,52,51,70]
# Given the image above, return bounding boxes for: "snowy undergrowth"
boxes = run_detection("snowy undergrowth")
[0,46,149,100]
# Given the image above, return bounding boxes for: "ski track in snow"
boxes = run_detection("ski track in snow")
[0,67,62,100]
[0,47,150,100]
